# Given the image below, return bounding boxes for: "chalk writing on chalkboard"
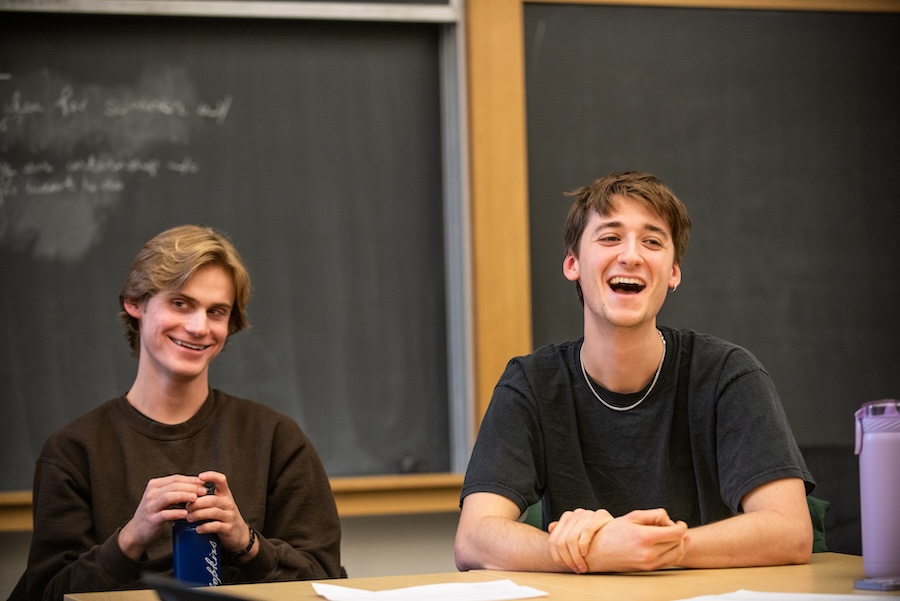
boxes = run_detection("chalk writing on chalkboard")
[0,66,231,261]
[0,13,455,489]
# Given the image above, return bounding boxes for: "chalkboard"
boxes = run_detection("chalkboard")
[0,11,453,491]
[524,5,900,447]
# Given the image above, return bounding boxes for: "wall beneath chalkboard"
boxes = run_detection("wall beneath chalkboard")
[524,4,900,447]
[0,12,453,491]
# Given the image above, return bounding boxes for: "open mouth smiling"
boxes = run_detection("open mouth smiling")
[609,276,646,294]
[171,338,209,351]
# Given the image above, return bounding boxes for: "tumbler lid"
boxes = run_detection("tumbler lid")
[855,400,900,455]
[858,399,899,417]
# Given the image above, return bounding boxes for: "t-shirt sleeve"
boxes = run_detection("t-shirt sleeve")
[713,348,815,512]
[460,359,545,514]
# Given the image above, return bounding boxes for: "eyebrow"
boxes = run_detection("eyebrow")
[594,219,671,239]
[165,290,234,312]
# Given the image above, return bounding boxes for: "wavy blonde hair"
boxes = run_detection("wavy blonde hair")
[118,225,251,356]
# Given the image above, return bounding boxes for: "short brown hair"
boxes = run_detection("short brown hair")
[118,225,251,356]
[564,171,691,265]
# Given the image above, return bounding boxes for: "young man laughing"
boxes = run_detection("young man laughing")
[456,171,814,574]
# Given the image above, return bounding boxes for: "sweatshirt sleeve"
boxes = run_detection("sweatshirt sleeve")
[227,415,342,582]
[27,458,145,601]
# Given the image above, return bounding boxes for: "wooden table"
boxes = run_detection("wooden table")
[64,553,882,601]
[481,553,878,600]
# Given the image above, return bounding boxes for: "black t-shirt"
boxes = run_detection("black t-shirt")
[461,327,814,529]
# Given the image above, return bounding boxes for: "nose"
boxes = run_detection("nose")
[184,310,209,336]
[618,236,643,266]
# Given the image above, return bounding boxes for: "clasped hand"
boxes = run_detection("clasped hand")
[547,507,689,573]
[118,471,252,561]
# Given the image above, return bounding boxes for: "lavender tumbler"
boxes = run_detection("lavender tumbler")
[854,400,900,578]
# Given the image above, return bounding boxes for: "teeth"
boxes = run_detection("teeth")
[609,276,644,286]
[174,339,206,351]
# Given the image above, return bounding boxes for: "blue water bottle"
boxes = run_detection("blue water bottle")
[172,482,222,586]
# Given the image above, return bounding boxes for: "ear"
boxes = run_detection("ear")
[669,263,682,291]
[123,297,143,319]
[563,252,580,283]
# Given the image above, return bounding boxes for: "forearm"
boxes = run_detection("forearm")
[232,488,341,582]
[33,531,144,601]
[680,509,812,568]
[232,420,342,581]
[234,532,339,582]
[455,515,565,572]
[30,464,147,600]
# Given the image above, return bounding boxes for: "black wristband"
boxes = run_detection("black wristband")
[232,525,256,560]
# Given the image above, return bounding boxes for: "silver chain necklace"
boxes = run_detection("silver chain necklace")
[580,329,666,412]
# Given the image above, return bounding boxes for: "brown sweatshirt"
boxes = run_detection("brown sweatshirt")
[26,390,341,601]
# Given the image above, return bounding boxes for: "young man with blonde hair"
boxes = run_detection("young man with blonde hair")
[25,225,341,601]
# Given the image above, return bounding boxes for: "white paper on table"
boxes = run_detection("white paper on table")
[673,590,895,601]
[311,579,548,601]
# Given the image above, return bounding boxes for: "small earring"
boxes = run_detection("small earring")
[670,285,678,292]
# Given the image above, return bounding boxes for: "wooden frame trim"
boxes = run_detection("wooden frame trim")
[331,473,464,516]
[0,474,465,531]
[466,0,534,432]
[0,492,32,532]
